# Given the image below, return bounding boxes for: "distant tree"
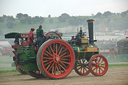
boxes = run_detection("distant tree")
[35,16,40,22]
[27,17,32,24]
[16,13,23,19]
[3,15,7,19]
[6,16,15,22]
[23,14,29,18]
[95,12,102,18]
[6,21,15,28]
[32,16,39,23]
[0,17,4,23]
[39,17,45,24]
[48,14,51,18]
[103,11,112,17]
[20,17,27,23]
[68,17,82,26]
[121,10,128,17]
[58,13,70,22]
[2,15,7,21]
[92,14,94,16]
[32,17,37,24]
[31,16,44,24]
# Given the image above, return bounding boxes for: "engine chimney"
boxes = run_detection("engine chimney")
[87,19,95,45]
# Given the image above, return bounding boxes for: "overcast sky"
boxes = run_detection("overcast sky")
[0,0,128,17]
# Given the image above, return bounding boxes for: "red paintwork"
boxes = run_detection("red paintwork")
[22,41,29,47]
[89,54,108,76]
[75,59,90,75]
[41,39,75,78]
[12,45,21,48]
[72,36,75,39]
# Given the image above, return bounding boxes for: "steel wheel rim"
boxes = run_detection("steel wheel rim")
[90,55,108,76]
[41,40,74,78]
[75,59,90,75]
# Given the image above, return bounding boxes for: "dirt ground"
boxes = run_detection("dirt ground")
[0,66,128,85]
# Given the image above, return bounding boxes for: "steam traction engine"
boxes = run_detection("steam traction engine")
[5,19,108,79]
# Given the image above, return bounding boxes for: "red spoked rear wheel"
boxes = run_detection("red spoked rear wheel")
[89,54,108,76]
[75,59,90,76]
[37,39,75,79]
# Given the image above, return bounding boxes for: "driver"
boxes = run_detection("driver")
[36,25,44,48]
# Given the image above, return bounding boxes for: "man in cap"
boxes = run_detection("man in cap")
[28,28,35,46]
[36,25,44,48]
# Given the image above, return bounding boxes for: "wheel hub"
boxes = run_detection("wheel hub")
[98,63,101,67]
[53,54,60,63]
[95,63,99,67]
[55,56,60,61]
[81,64,88,67]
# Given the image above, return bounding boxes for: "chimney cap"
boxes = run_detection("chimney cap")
[87,19,94,23]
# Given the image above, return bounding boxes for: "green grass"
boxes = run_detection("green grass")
[0,70,17,73]
[0,70,19,75]
[109,63,128,67]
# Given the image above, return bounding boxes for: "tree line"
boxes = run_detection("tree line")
[0,10,128,32]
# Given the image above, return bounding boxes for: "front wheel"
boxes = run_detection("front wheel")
[89,54,108,76]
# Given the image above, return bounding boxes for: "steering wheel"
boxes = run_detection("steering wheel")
[44,31,62,40]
